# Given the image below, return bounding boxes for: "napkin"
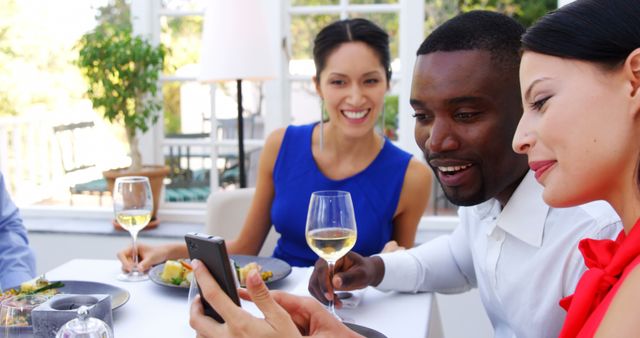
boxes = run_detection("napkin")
[290,270,366,308]
[336,289,366,308]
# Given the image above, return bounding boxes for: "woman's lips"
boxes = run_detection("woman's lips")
[341,109,370,124]
[529,160,556,181]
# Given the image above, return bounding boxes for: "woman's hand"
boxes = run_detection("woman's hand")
[381,240,406,253]
[117,243,167,273]
[189,259,362,338]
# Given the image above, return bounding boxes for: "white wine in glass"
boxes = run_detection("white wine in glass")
[305,190,357,319]
[306,228,357,263]
[113,176,153,282]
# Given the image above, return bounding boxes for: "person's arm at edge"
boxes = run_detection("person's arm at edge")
[390,158,432,248]
[0,172,36,287]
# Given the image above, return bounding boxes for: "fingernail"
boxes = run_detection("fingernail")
[247,269,261,286]
[191,259,201,270]
[333,277,342,288]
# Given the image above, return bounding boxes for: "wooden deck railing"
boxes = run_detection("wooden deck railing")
[0,116,61,204]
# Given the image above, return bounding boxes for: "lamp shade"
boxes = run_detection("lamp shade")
[199,0,277,82]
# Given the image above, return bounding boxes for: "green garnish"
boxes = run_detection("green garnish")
[171,277,183,286]
[27,281,64,295]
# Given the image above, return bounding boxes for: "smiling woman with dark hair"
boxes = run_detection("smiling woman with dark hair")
[513,0,640,336]
[118,18,432,271]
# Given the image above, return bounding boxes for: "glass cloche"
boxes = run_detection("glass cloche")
[55,306,113,338]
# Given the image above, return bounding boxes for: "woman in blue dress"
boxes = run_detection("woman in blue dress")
[118,18,431,269]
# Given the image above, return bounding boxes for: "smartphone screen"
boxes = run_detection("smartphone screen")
[185,232,240,323]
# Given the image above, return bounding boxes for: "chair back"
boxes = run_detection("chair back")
[52,121,107,204]
[53,121,99,174]
[204,187,278,256]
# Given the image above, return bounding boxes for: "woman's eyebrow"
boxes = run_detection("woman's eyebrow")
[524,77,551,101]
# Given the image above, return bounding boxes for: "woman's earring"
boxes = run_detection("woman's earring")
[320,100,326,152]
[381,96,386,138]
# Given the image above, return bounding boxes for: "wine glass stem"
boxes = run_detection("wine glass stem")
[327,260,338,318]
[130,231,140,274]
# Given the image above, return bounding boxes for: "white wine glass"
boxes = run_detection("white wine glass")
[305,190,357,319]
[113,176,153,282]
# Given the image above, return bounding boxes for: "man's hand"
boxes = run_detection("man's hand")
[308,251,385,307]
[189,259,362,338]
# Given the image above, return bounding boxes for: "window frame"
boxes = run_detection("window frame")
[131,0,425,214]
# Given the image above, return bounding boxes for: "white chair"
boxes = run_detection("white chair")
[204,187,279,257]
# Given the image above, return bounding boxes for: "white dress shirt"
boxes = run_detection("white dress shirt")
[378,171,621,338]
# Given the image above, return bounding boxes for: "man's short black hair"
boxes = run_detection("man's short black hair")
[417,10,524,71]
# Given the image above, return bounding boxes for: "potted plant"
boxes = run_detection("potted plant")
[76,22,169,228]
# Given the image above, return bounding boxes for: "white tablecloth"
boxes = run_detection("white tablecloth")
[46,259,441,338]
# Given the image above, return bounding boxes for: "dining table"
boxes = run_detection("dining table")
[45,259,443,338]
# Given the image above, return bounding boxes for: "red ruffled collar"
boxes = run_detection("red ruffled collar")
[558,218,640,338]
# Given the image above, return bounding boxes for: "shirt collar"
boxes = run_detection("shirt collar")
[495,171,549,248]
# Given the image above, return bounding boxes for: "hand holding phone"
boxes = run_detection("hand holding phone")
[185,232,240,323]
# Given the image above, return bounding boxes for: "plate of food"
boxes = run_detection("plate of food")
[0,276,129,333]
[149,259,194,289]
[1,276,129,310]
[231,255,292,287]
[149,255,292,289]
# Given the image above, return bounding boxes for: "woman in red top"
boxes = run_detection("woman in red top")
[512,0,640,336]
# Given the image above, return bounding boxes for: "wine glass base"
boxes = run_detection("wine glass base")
[328,306,355,324]
[340,315,356,324]
[117,272,149,282]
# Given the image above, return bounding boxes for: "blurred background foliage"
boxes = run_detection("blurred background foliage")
[0,0,88,117]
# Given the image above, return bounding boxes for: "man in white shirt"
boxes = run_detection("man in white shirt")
[308,11,621,338]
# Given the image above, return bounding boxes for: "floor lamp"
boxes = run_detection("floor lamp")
[199,0,276,188]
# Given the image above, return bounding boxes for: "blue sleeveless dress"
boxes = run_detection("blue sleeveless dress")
[270,123,413,267]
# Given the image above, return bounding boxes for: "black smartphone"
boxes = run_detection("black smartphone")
[185,232,240,323]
